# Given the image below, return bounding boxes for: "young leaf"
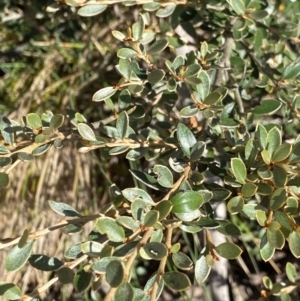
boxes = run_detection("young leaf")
[155,4,176,17]
[5,240,35,272]
[177,123,197,158]
[48,200,81,217]
[286,262,297,283]
[231,158,247,184]
[215,242,242,259]
[228,0,245,15]
[50,114,64,129]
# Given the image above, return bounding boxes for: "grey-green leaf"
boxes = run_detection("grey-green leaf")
[77,4,107,16]
[48,200,81,217]
[5,240,35,272]
[147,39,169,55]
[163,271,191,291]
[215,242,242,259]
[93,86,116,102]
[177,123,197,158]
[0,283,22,300]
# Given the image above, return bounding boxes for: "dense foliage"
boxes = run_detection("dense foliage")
[1,0,300,300]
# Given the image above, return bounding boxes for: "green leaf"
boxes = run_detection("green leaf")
[122,187,153,204]
[267,127,282,157]
[286,262,297,283]
[129,169,165,191]
[215,242,242,259]
[228,0,245,15]
[91,257,120,274]
[106,260,124,287]
[50,114,64,129]
[252,100,281,115]
[170,191,203,214]
[166,78,177,91]
[184,77,202,85]
[153,164,173,188]
[144,273,164,299]
[177,123,197,158]
[81,241,103,257]
[195,250,211,283]
[143,2,160,11]
[147,39,169,55]
[180,105,199,118]
[270,188,286,210]
[155,200,173,220]
[5,240,34,271]
[74,268,93,292]
[140,242,168,260]
[93,86,116,102]
[116,216,139,231]
[27,113,42,129]
[64,244,83,259]
[48,200,80,217]
[97,217,125,242]
[241,183,257,198]
[0,172,9,189]
[155,4,176,17]
[227,196,244,214]
[172,252,193,271]
[116,111,129,139]
[29,255,63,271]
[184,64,201,77]
[260,232,275,261]
[0,144,10,155]
[272,143,292,162]
[283,62,300,80]
[109,146,129,155]
[256,210,267,227]
[143,210,159,227]
[250,10,269,20]
[77,4,107,16]
[57,267,75,284]
[118,59,132,80]
[273,166,287,187]
[231,158,247,184]
[203,92,222,105]
[132,17,144,41]
[112,30,126,41]
[267,228,285,250]
[17,152,34,162]
[0,283,22,300]
[147,69,165,85]
[255,124,268,149]
[289,231,300,258]
[242,204,268,220]
[115,282,134,301]
[163,271,191,291]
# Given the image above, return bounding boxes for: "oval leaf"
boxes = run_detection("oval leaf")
[162,271,191,291]
[48,200,80,217]
[97,217,125,242]
[177,123,197,158]
[77,4,107,16]
[170,191,203,214]
[78,123,96,141]
[231,158,247,184]
[147,39,169,55]
[5,240,35,272]
[0,283,22,300]
[215,242,242,259]
[93,86,116,102]
[106,260,124,287]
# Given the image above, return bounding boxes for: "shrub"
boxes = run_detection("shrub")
[1,0,300,300]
